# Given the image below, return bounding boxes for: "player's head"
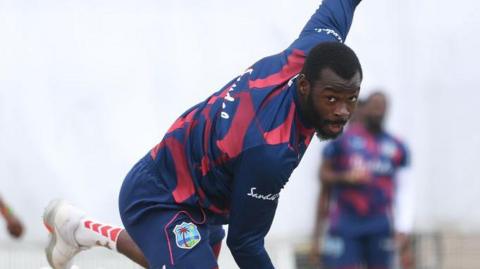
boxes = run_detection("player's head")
[350,98,366,123]
[363,91,388,133]
[297,42,362,140]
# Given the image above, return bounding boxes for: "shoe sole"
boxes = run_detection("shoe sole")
[43,199,66,269]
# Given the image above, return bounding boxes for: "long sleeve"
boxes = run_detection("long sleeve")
[300,0,362,41]
[286,0,362,56]
[226,145,298,269]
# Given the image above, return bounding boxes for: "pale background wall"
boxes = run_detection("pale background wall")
[0,0,479,250]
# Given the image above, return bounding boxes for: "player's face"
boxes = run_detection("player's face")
[299,68,361,140]
[364,94,387,132]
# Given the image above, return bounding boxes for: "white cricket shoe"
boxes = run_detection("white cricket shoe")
[43,199,89,269]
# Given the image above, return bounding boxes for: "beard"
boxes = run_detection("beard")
[315,125,344,140]
[304,93,347,141]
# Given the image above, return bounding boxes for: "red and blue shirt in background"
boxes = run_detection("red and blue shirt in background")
[323,123,409,235]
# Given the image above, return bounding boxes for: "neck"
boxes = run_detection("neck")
[292,82,314,129]
[366,124,383,135]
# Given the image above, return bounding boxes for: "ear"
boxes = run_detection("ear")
[297,73,311,97]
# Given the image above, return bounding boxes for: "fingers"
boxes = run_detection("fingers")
[345,168,370,184]
[7,217,24,238]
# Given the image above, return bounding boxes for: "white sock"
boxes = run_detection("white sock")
[74,218,123,251]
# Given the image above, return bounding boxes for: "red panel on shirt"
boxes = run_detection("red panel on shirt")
[167,108,198,133]
[248,49,305,89]
[263,103,295,145]
[342,190,369,215]
[216,92,255,158]
[167,137,196,203]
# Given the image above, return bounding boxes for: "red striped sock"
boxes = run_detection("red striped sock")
[75,218,123,251]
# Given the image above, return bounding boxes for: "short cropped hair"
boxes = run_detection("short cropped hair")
[366,91,387,102]
[301,42,362,84]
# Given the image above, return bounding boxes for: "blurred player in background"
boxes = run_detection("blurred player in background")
[311,91,411,269]
[310,98,366,265]
[0,195,24,239]
[42,0,367,268]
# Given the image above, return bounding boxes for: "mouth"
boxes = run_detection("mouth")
[326,123,344,134]
[314,117,349,140]
[324,120,347,134]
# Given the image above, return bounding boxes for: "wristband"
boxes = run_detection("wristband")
[0,206,13,218]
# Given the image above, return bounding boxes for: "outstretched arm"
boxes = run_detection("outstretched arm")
[282,0,362,63]
[227,145,298,269]
[0,196,24,238]
[300,0,362,42]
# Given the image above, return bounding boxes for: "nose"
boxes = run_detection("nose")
[334,102,350,119]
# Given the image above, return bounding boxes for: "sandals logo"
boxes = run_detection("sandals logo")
[247,187,280,201]
[173,222,201,249]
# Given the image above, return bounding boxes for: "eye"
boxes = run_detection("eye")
[327,96,337,103]
[349,96,358,103]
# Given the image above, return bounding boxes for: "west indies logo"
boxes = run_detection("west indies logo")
[173,222,201,249]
